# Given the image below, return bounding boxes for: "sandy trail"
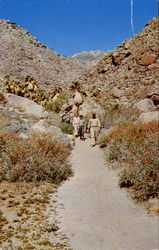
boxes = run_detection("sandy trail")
[55,137,158,250]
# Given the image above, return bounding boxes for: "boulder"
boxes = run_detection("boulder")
[134,99,156,112]
[30,120,47,133]
[73,91,83,105]
[139,54,157,65]
[5,120,22,132]
[30,119,73,147]
[138,111,159,123]
[3,92,49,118]
[79,98,105,123]
[19,132,28,139]
[112,87,123,98]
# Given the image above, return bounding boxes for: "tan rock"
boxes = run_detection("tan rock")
[147,64,158,71]
[112,87,123,98]
[131,48,145,59]
[134,99,156,112]
[139,54,157,65]
[145,86,159,97]
[138,111,159,123]
[134,66,146,73]
[73,91,83,105]
[150,44,159,52]
[3,92,49,118]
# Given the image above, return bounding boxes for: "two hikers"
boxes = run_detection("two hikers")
[72,114,85,140]
[72,112,101,145]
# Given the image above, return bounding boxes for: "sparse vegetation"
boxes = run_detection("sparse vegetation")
[0,121,73,248]
[99,93,140,128]
[0,131,73,183]
[0,182,71,249]
[44,92,67,113]
[99,121,159,202]
[58,122,74,135]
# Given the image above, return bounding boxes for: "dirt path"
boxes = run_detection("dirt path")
[55,138,158,250]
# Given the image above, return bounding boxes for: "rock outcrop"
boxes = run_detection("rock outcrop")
[84,17,159,104]
[134,98,156,112]
[138,111,159,123]
[3,92,49,118]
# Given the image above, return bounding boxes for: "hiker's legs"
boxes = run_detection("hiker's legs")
[79,126,82,139]
[79,126,85,140]
[73,125,79,137]
[94,127,100,143]
[81,126,85,139]
[90,127,96,145]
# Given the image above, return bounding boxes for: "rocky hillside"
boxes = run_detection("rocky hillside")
[0,19,87,90]
[84,17,159,103]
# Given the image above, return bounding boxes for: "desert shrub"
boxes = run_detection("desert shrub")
[58,122,74,134]
[46,113,73,135]
[44,101,55,111]
[51,98,64,113]
[99,92,140,127]
[100,121,159,202]
[45,100,62,113]
[44,92,67,113]
[119,132,159,202]
[0,111,9,131]
[0,132,72,183]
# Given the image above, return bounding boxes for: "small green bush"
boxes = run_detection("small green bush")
[51,98,64,113]
[0,132,73,183]
[44,99,63,113]
[58,122,74,134]
[44,92,67,113]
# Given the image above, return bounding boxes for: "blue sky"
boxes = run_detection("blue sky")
[0,0,158,56]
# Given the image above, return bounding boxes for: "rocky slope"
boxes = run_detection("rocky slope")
[0,19,86,90]
[84,17,159,103]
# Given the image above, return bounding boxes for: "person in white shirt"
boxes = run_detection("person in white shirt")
[72,113,80,138]
[88,113,101,146]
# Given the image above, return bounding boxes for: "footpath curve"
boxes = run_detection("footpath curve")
[55,138,158,250]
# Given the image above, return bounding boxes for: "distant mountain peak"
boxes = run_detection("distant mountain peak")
[71,50,108,62]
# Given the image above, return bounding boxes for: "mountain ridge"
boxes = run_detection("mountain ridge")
[0,17,158,102]
[0,19,87,90]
